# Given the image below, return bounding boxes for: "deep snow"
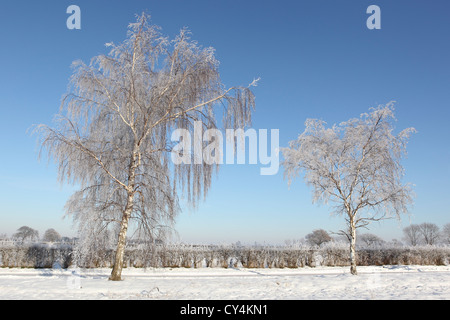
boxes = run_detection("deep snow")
[0,265,449,300]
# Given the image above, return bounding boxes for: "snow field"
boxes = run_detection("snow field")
[0,265,449,300]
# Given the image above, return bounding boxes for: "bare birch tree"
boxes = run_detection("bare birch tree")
[35,13,256,280]
[403,224,422,246]
[419,223,440,245]
[282,102,415,274]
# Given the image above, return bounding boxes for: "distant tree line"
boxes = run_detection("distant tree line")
[402,223,450,246]
[2,222,449,249]
[295,222,450,248]
[0,226,76,244]
[1,224,450,269]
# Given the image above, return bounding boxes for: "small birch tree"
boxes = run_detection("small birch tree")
[282,103,415,274]
[35,14,256,280]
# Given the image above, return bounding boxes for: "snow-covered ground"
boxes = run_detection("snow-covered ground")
[0,265,449,300]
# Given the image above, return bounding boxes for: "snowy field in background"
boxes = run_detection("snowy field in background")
[0,265,449,300]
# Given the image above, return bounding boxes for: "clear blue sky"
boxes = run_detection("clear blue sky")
[0,0,449,244]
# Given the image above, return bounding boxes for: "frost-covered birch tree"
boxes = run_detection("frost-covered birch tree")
[35,13,256,280]
[282,103,415,275]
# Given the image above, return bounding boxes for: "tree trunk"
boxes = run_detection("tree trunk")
[110,149,139,281]
[109,192,134,281]
[349,223,357,275]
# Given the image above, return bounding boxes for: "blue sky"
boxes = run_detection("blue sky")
[0,0,449,244]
